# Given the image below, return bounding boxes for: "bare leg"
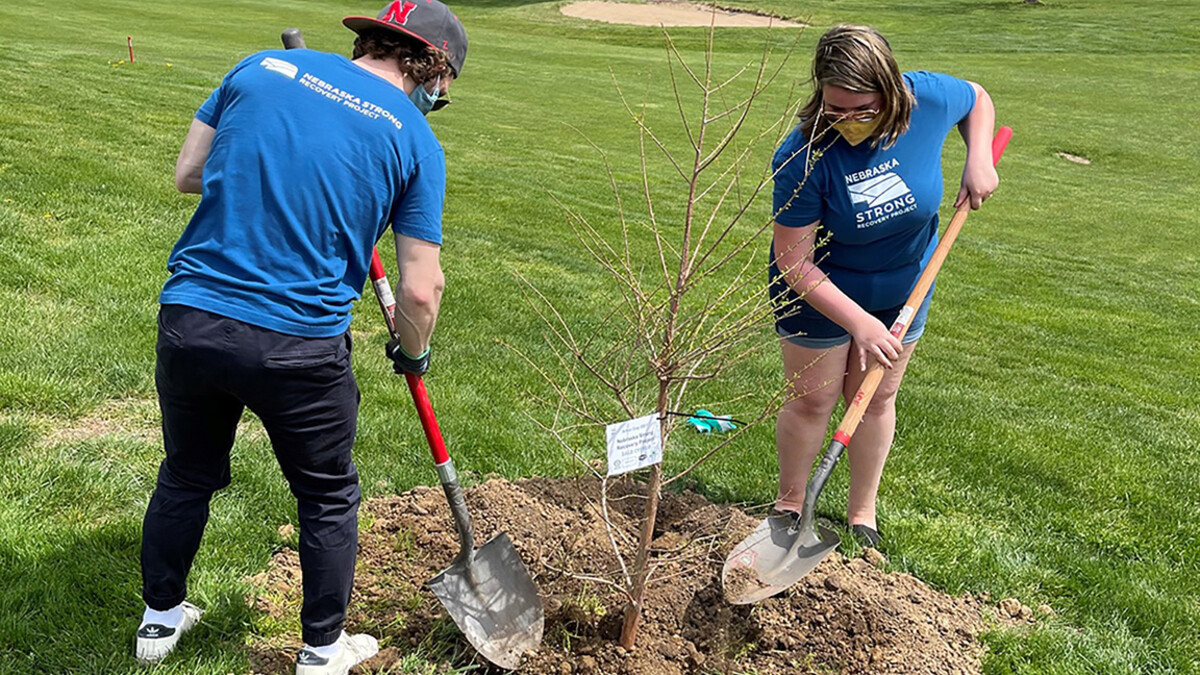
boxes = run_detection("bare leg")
[839,339,919,530]
[775,341,850,513]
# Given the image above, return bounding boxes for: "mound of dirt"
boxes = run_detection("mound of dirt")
[560,1,803,28]
[249,477,989,674]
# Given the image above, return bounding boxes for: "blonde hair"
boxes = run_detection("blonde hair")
[799,25,914,149]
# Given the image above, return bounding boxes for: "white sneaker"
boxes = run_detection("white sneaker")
[295,631,379,675]
[134,601,204,664]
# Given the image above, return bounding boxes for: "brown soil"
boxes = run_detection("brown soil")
[560,1,804,28]
[249,477,993,674]
[721,564,774,604]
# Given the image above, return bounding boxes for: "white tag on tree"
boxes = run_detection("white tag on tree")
[606,414,663,477]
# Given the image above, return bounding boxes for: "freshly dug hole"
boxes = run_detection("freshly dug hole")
[249,477,989,674]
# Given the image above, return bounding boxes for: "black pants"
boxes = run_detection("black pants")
[141,305,361,646]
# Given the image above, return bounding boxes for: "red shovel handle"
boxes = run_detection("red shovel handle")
[405,372,451,466]
[369,248,451,466]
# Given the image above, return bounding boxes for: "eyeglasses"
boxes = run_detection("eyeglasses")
[823,108,879,123]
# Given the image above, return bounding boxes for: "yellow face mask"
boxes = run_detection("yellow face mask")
[825,108,882,146]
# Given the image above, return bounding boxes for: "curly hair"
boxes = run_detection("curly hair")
[351,27,451,83]
[799,25,915,150]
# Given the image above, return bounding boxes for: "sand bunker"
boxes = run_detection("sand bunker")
[561,1,804,28]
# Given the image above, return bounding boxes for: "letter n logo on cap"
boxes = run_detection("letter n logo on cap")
[382,1,417,25]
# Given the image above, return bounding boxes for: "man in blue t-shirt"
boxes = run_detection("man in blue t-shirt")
[136,3,468,672]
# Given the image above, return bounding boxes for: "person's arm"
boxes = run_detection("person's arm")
[392,233,445,357]
[774,220,901,370]
[954,81,998,210]
[174,119,215,194]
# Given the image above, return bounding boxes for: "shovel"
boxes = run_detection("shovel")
[723,127,1013,604]
[368,250,545,666]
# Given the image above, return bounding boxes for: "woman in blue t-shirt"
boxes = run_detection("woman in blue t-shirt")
[770,24,997,547]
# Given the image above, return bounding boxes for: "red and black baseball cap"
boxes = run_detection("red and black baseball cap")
[344,0,468,77]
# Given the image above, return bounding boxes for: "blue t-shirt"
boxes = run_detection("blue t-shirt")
[160,49,446,338]
[771,71,975,311]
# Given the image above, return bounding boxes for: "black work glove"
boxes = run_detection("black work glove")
[385,339,431,376]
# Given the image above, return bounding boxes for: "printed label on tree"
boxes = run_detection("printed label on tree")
[606,414,662,477]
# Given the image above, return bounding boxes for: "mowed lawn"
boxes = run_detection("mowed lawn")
[0,1,1197,674]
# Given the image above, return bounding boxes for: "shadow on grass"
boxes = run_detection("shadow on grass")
[0,523,258,674]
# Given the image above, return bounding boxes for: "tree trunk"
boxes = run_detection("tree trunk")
[619,462,663,649]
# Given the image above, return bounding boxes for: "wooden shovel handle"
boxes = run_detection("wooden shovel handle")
[832,127,1012,446]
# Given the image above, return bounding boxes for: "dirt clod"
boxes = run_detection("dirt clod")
[864,547,887,568]
[250,477,989,674]
[998,597,1037,621]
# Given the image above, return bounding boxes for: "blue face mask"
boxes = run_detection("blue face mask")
[409,76,440,116]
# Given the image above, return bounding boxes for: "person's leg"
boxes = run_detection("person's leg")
[838,288,933,532]
[839,339,918,530]
[775,340,851,513]
[142,306,243,612]
[241,331,361,649]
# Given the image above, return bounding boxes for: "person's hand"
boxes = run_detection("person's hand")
[385,339,430,376]
[955,158,999,211]
[848,315,902,371]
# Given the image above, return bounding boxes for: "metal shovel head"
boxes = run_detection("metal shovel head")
[722,512,840,604]
[428,531,545,669]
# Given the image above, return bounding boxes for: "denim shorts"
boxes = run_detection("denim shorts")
[775,286,934,349]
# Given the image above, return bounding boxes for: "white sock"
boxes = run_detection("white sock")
[142,604,183,628]
[304,642,341,659]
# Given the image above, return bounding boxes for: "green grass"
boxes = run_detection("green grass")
[1,0,1198,673]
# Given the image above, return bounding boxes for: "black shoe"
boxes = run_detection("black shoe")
[851,524,880,548]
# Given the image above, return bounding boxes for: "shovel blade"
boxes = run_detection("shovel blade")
[722,513,839,604]
[428,531,544,669]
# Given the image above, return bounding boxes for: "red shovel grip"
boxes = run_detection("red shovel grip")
[369,247,388,283]
[992,126,1013,164]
